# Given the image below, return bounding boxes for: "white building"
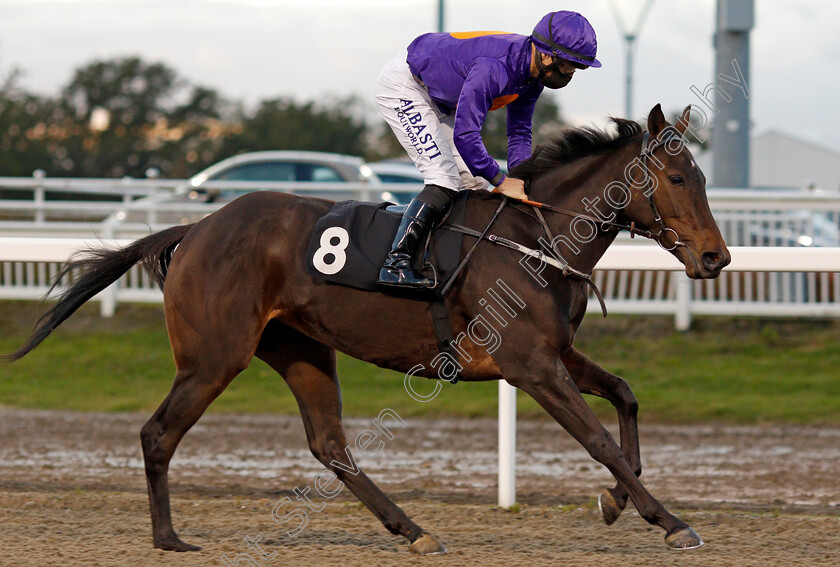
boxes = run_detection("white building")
[694,130,840,191]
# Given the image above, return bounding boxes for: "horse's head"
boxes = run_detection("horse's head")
[624,104,731,278]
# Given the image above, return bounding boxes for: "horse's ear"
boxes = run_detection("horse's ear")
[647,103,667,137]
[674,105,692,137]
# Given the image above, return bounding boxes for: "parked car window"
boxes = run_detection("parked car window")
[375,173,422,183]
[298,164,345,183]
[213,162,296,182]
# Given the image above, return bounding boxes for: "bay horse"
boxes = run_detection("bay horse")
[4,104,729,554]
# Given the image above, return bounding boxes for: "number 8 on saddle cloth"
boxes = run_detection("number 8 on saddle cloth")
[305,195,467,294]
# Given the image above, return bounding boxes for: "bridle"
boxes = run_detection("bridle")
[437,128,691,315]
[521,128,688,252]
[635,129,687,251]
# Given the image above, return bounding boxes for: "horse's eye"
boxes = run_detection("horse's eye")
[669,175,684,186]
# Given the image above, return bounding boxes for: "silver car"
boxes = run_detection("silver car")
[179,150,381,203]
[108,151,382,230]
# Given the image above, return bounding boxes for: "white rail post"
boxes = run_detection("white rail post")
[674,273,692,331]
[32,170,46,226]
[498,380,517,507]
[99,221,117,318]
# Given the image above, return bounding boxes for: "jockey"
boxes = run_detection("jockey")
[375,10,601,289]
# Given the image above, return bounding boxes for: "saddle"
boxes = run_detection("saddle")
[305,193,478,382]
[305,194,468,295]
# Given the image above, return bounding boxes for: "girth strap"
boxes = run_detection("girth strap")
[428,298,461,383]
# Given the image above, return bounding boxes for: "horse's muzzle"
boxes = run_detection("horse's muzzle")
[692,247,731,278]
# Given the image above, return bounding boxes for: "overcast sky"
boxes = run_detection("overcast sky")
[2,0,839,149]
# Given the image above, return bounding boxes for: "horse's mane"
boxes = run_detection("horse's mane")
[510,118,642,181]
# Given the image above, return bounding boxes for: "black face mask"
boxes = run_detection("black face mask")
[541,70,573,89]
[535,56,574,89]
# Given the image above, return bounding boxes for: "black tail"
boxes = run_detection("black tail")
[2,224,194,362]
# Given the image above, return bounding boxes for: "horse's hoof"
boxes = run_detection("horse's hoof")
[409,533,447,555]
[665,526,704,550]
[155,538,202,552]
[598,488,624,526]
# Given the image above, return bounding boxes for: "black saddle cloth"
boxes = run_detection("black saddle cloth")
[305,193,468,293]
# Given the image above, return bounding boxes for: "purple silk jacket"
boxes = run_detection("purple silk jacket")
[406,31,544,186]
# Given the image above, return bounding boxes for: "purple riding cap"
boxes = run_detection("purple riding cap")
[531,11,601,68]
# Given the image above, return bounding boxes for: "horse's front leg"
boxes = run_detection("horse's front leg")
[501,346,702,549]
[561,347,639,525]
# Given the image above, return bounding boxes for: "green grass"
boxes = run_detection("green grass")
[1,302,839,424]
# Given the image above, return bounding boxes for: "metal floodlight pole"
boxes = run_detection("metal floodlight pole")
[608,0,657,119]
[712,0,754,188]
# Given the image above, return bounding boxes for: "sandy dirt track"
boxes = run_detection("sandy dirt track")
[1,408,839,566]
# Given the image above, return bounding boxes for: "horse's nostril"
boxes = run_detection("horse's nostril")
[702,251,724,271]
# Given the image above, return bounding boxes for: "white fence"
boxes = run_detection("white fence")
[2,236,838,325]
[0,175,402,237]
[2,175,839,239]
[2,177,840,325]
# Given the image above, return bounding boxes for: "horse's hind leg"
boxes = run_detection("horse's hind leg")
[256,323,446,555]
[562,347,640,525]
[140,310,259,551]
[140,359,250,551]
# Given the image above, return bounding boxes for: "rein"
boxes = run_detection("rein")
[437,128,688,317]
[521,129,688,252]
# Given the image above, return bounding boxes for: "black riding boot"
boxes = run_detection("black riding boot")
[378,191,449,289]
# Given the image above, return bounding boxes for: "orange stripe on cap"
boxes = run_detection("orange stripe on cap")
[450,31,512,39]
[490,94,519,111]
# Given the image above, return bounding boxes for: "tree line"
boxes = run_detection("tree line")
[0,56,566,179]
